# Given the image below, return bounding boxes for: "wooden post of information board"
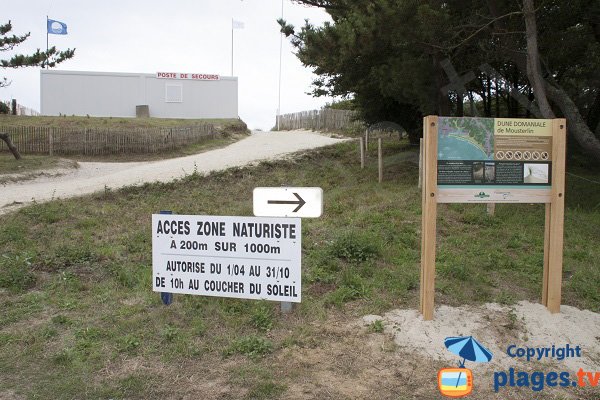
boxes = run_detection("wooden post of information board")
[542,203,551,306]
[420,116,438,320]
[419,116,565,320]
[544,119,566,313]
[418,138,423,189]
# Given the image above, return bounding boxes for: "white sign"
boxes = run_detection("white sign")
[253,187,323,218]
[156,72,220,80]
[152,215,301,302]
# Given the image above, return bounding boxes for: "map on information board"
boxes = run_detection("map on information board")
[437,117,553,203]
[438,117,494,161]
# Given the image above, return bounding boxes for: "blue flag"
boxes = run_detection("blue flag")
[47,19,68,35]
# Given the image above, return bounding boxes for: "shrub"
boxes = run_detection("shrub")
[329,232,380,263]
[224,336,273,359]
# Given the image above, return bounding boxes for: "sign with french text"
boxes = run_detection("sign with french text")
[437,117,553,203]
[152,214,301,302]
[156,72,220,80]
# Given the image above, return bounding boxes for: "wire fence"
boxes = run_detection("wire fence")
[277,108,363,131]
[0,125,217,156]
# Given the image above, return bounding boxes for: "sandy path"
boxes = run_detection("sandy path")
[0,130,347,214]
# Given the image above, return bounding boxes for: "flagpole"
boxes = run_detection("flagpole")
[46,16,49,69]
[277,0,284,131]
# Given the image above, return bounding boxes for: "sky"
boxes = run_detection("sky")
[2,0,334,130]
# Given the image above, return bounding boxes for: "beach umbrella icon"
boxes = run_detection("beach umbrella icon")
[445,336,493,367]
[444,336,493,390]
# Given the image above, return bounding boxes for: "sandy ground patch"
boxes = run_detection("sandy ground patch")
[81,302,598,399]
[364,301,600,372]
[0,158,78,185]
[0,130,347,214]
[360,300,599,399]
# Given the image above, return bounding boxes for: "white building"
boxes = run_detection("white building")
[40,70,238,119]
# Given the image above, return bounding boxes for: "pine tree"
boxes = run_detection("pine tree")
[1,20,75,88]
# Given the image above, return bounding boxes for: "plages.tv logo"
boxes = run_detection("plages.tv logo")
[438,336,493,398]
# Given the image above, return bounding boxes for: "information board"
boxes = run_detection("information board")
[437,117,552,203]
[420,115,566,320]
[152,214,302,302]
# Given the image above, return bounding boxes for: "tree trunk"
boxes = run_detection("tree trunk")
[523,0,555,119]
[434,54,452,116]
[486,76,492,117]
[495,78,500,117]
[512,70,520,116]
[505,79,512,116]
[526,87,533,118]
[586,90,600,137]
[0,133,22,160]
[487,0,600,159]
[468,91,477,116]
[456,93,464,117]
[545,84,600,158]
[478,76,489,116]
[522,0,600,158]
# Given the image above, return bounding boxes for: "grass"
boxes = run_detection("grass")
[0,115,250,164]
[64,132,248,162]
[224,335,274,358]
[0,138,598,398]
[368,319,385,333]
[0,154,68,174]
[0,133,247,168]
[0,115,244,130]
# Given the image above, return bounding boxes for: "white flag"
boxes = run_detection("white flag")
[232,19,244,29]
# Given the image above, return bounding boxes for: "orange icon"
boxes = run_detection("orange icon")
[438,368,473,398]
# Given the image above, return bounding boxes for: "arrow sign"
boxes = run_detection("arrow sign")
[254,187,323,218]
[267,192,306,213]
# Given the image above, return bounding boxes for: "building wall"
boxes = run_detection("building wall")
[40,70,238,119]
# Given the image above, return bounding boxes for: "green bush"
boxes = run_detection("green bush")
[368,320,385,333]
[329,232,380,263]
[251,304,274,332]
[224,335,273,359]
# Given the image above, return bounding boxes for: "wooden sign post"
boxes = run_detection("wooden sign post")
[420,116,566,320]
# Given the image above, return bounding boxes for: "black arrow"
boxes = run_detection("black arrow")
[267,192,306,212]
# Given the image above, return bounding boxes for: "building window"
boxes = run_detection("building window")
[165,84,183,103]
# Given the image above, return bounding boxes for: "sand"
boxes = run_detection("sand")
[364,300,600,374]
[0,130,348,214]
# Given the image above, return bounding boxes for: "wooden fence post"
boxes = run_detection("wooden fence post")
[84,128,88,155]
[378,138,383,183]
[360,137,365,169]
[49,129,54,156]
